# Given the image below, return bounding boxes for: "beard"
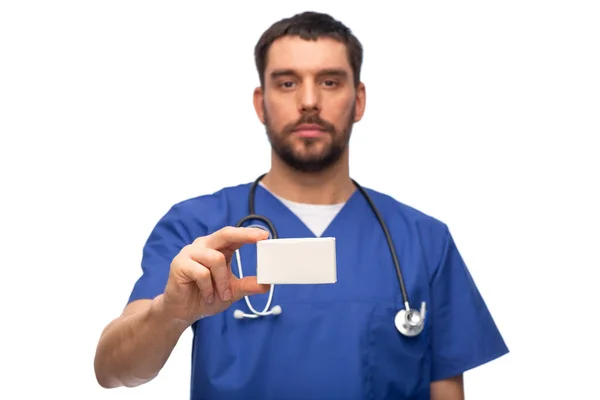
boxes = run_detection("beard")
[264,103,355,173]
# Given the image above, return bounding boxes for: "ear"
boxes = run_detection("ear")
[253,86,265,124]
[353,82,367,123]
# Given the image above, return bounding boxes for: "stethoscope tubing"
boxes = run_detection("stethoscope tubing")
[238,174,412,309]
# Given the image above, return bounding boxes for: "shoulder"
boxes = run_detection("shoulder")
[362,186,450,239]
[360,186,452,277]
[162,182,253,234]
[171,182,249,210]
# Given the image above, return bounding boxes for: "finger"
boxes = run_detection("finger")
[177,257,215,305]
[187,247,232,302]
[194,266,216,305]
[231,276,270,302]
[200,226,269,251]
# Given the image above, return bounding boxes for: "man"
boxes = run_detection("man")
[94,11,508,399]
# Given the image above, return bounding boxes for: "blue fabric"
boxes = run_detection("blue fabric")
[128,182,509,399]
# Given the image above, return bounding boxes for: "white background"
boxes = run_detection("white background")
[1,1,598,398]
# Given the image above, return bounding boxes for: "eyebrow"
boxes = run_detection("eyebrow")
[269,68,349,81]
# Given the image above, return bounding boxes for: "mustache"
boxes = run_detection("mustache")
[283,114,336,134]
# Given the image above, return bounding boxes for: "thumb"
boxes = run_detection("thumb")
[232,276,270,301]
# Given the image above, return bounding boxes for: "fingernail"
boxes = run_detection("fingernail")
[222,289,232,301]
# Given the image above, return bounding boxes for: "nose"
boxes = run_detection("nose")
[297,82,321,113]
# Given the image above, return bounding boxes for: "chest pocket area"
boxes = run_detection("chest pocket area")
[363,304,431,400]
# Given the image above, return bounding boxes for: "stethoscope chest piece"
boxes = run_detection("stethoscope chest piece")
[394,302,427,337]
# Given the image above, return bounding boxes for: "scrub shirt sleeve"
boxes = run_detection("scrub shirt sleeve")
[429,226,509,381]
[127,204,197,304]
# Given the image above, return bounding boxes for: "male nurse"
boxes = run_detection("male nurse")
[94,11,509,399]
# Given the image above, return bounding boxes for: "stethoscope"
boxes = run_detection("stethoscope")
[233,174,427,338]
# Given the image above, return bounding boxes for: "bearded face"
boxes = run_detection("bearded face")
[253,36,366,173]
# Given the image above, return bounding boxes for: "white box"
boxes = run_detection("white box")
[256,237,337,284]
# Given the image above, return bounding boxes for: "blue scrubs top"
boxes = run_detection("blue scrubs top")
[128,182,509,399]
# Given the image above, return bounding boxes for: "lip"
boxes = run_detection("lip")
[293,124,325,138]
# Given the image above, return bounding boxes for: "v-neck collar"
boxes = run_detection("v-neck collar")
[253,184,361,239]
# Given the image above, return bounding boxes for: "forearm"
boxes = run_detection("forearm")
[430,375,464,400]
[94,295,189,388]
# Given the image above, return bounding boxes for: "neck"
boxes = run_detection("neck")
[262,150,355,205]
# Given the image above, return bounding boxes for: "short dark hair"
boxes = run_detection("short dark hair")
[254,11,363,88]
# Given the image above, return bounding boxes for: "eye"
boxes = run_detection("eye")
[279,81,296,89]
[322,80,338,88]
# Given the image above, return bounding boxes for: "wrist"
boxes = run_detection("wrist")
[150,295,191,333]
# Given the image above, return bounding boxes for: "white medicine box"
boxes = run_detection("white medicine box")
[256,237,337,284]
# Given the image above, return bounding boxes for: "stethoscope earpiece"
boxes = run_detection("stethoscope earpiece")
[233,305,282,320]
